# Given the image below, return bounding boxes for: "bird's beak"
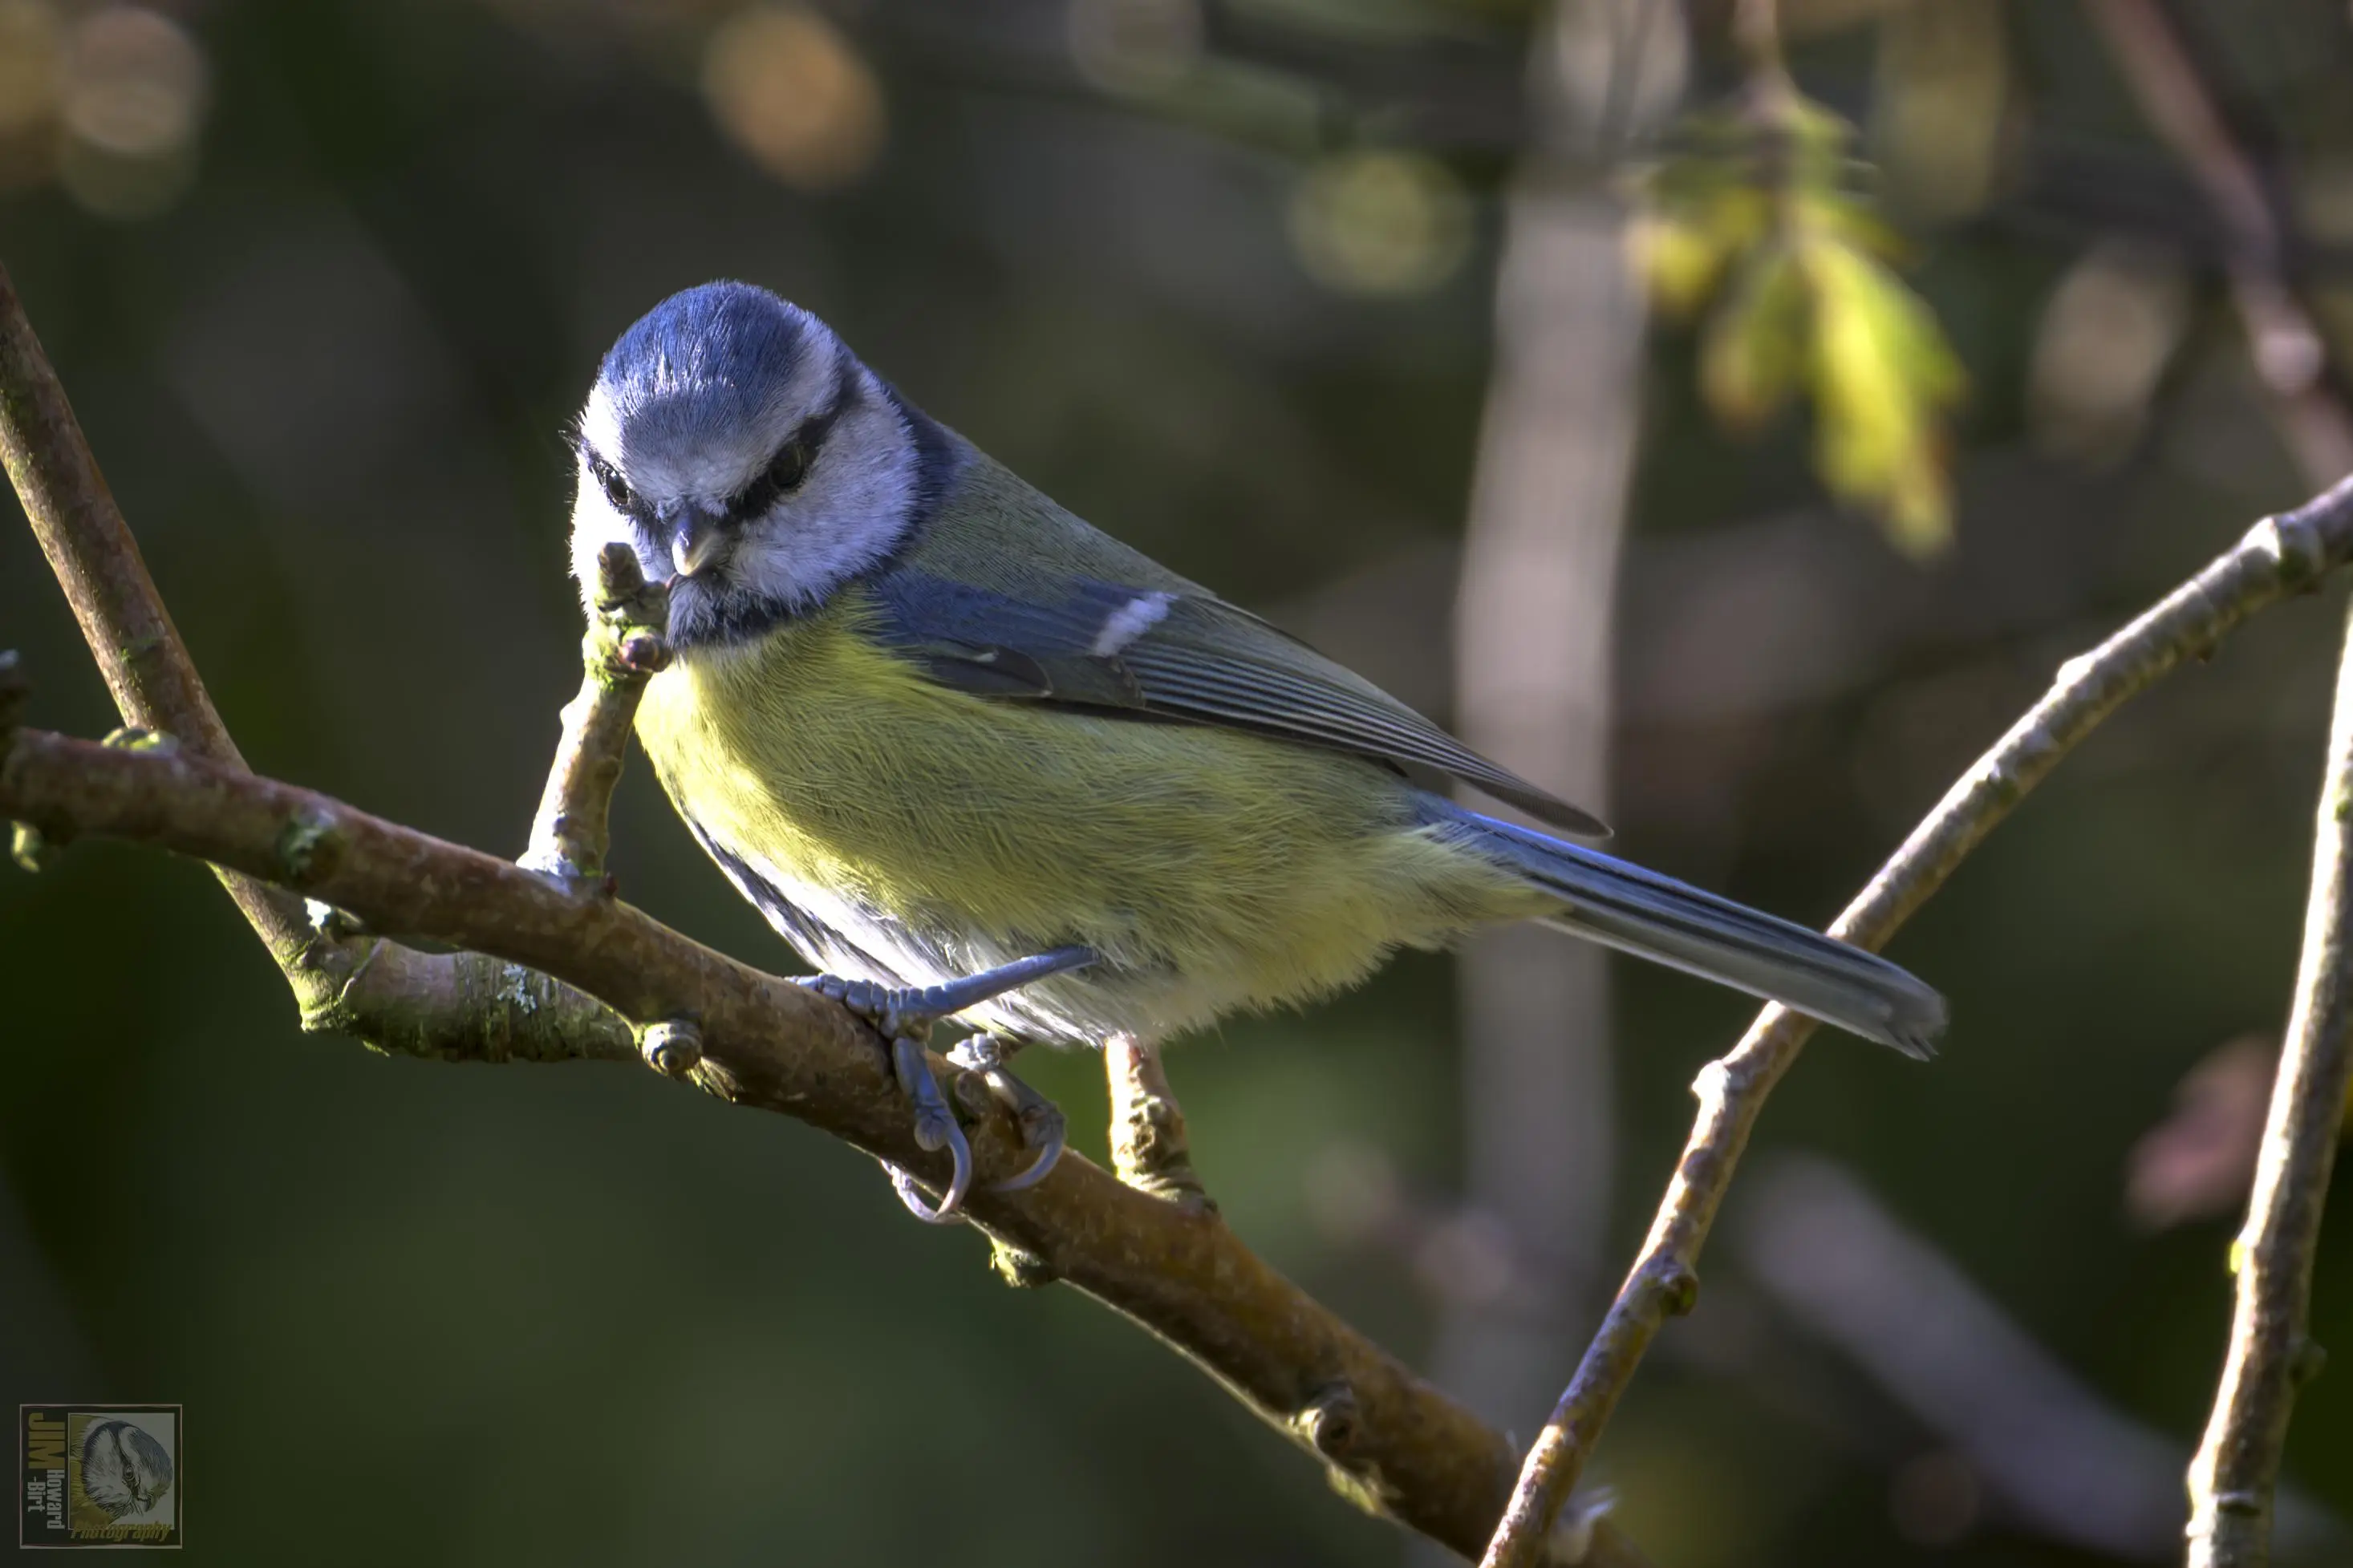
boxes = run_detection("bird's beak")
[667,505,728,579]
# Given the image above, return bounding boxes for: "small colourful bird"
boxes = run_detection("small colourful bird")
[569,282,1945,1218]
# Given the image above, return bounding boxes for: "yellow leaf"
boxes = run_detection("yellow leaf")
[1795,185,1909,263]
[1633,186,1769,320]
[1642,79,1967,558]
[1701,241,1809,428]
[1631,214,1726,321]
[1799,237,1964,556]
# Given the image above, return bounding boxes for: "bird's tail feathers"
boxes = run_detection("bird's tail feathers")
[1425,799,1946,1060]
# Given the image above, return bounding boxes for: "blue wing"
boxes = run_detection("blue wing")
[858,565,1610,837]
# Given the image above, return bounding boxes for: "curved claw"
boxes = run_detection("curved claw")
[890,1035,974,1222]
[943,1036,1068,1195]
[883,1128,972,1224]
[991,1116,1064,1193]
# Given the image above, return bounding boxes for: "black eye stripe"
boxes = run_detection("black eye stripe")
[728,440,809,521]
[724,359,860,523]
[578,355,862,529]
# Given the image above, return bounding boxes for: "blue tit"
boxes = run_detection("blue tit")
[568,281,1946,1216]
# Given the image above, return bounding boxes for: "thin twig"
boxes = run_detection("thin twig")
[1480,474,2353,1567]
[520,543,671,890]
[0,265,314,966]
[1730,0,1783,79]
[0,260,651,1082]
[0,262,1653,1566]
[2079,14,2353,1562]
[2081,0,2353,482]
[1106,1035,1212,1209]
[2185,599,2353,1566]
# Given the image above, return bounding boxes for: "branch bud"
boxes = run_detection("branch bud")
[638,1018,704,1078]
[1293,1381,1361,1458]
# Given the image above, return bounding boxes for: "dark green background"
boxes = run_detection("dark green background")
[2,2,2349,1564]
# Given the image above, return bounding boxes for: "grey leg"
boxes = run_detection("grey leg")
[801,946,1096,1039]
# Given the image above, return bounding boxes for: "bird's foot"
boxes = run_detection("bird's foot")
[797,974,972,1224]
[948,1034,1067,1193]
[880,1033,973,1224]
[805,946,1097,1042]
[798,972,944,1048]
[1106,1035,1215,1214]
[798,947,1094,1223]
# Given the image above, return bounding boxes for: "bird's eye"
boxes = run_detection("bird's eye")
[727,440,813,520]
[588,456,634,514]
[766,441,811,493]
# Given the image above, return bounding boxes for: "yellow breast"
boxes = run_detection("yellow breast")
[634,598,1540,1038]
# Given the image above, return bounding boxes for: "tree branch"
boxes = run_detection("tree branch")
[306,541,671,1071]
[520,541,673,891]
[2080,0,2353,482]
[1480,473,2353,1567]
[0,264,314,966]
[2185,600,2353,1567]
[0,258,644,1083]
[2077,14,2353,1562]
[0,701,1645,1563]
[1106,1035,1213,1209]
[0,262,1651,1565]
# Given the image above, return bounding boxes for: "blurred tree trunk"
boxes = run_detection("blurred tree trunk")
[1428,0,1682,1456]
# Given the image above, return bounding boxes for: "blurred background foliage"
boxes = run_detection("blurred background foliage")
[3,1,2353,1565]
[1642,84,1965,553]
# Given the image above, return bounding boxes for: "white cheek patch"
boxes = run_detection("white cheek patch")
[1089,592,1174,656]
[726,371,920,610]
[566,484,643,603]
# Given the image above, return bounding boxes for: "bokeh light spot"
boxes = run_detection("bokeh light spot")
[0,0,63,191]
[702,5,886,192]
[56,5,207,218]
[0,0,62,139]
[63,5,205,158]
[1287,148,1471,299]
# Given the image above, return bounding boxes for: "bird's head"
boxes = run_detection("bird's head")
[78,1420,172,1522]
[570,282,937,647]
